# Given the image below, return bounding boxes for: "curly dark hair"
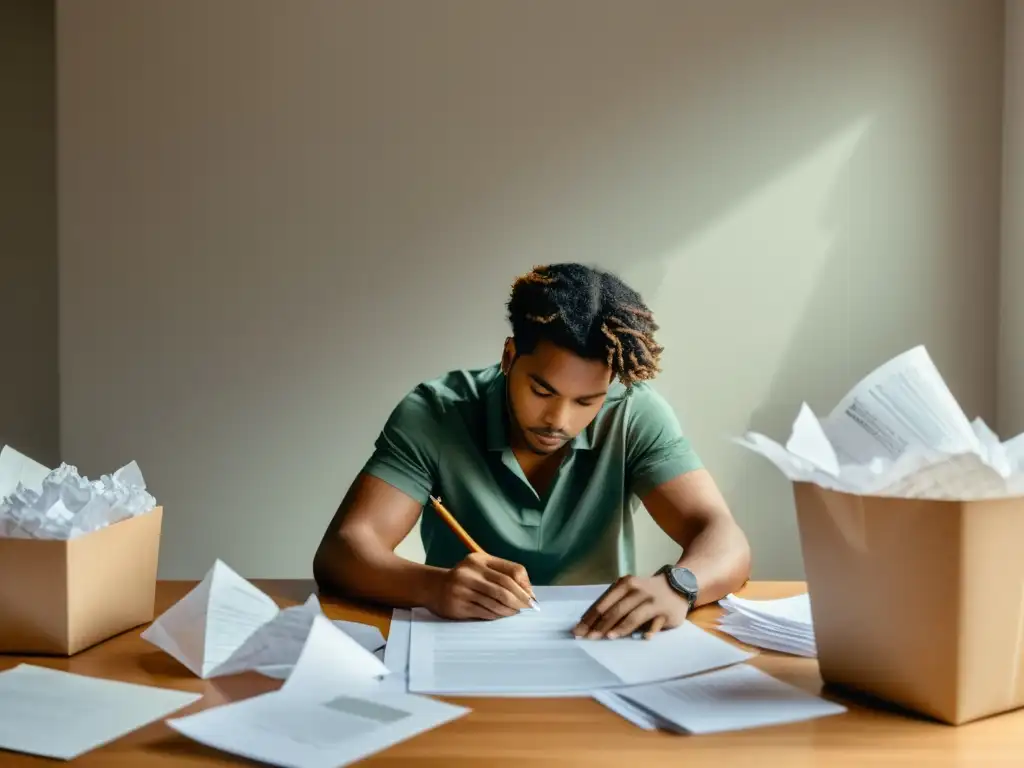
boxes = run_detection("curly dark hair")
[506,263,664,387]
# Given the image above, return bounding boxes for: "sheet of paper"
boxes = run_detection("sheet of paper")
[0,445,51,498]
[280,615,390,697]
[577,618,755,685]
[0,664,201,760]
[379,585,609,695]
[612,663,846,734]
[167,615,467,768]
[408,599,752,695]
[820,345,980,464]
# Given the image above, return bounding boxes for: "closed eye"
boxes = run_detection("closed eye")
[530,388,553,398]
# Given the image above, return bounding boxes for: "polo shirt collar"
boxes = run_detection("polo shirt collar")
[485,367,594,452]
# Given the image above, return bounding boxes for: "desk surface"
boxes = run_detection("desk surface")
[2,580,1024,766]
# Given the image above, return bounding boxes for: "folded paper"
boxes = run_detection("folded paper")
[142,559,389,679]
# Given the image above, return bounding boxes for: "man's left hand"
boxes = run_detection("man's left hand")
[572,574,689,640]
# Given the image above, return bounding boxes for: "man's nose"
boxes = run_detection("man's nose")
[543,400,571,433]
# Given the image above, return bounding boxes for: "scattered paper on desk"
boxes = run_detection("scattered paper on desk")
[735,345,1024,499]
[0,664,201,760]
[606,663,846,734]
[0,446,157,539]
[142,559,385,680]
[408,598,753,696]
[715,594,816,658]
[167,615,467,768]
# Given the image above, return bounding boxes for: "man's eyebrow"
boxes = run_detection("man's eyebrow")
[529,374,607,400]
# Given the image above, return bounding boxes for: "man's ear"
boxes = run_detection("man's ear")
[501,337,516,375]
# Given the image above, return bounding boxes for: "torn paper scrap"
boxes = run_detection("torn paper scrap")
[736,345,1024,500]
[0,446,157,539]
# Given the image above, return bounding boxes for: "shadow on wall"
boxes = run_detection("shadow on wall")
[58,0,1002,578]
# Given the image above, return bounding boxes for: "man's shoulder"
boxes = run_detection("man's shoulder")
[408,363,500,403]
[390,363,500,421]
[600,380,673,422]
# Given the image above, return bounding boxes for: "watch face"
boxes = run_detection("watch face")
[672,567,698,594]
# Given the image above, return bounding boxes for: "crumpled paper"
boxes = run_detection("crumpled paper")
[735,346,1024,500]
[0,445,157,539]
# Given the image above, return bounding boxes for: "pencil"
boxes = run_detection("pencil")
[428,495,540,611]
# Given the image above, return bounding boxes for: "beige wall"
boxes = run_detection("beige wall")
[57,0,1005,579]
[1000,0,1024,437]
[1,0,58,467]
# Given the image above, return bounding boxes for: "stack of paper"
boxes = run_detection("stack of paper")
[734,345,1024,500]
[142,559,385,679]
[715,594,815,658]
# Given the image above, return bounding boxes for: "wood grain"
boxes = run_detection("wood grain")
[1,580,1022,766]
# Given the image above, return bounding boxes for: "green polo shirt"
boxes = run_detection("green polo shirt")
[361,363,703,585]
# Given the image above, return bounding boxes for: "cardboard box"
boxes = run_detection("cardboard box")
[0,506,163,655]
[793,482,1024,725]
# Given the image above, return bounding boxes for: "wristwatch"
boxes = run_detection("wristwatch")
[656,565,699,610]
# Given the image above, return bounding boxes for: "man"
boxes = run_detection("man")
[314,263,751,640]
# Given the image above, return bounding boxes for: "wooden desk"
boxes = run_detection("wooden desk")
[2,580,1023,766]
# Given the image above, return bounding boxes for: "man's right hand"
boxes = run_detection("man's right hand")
[427,552,536,620]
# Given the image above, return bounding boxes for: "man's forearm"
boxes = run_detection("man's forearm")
[674,518,751,608]
[314,532,446,609]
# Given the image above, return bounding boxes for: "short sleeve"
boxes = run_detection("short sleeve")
[361,387,440,505]
[625,386,703,498]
